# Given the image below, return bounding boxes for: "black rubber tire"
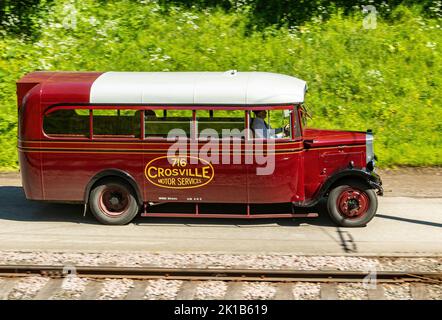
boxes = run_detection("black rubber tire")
[327,179,378,227]
[89,178,140,225]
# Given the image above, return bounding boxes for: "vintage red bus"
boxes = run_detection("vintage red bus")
[17,71,382,227]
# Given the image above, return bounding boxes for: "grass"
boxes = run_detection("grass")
[0,1,441,170]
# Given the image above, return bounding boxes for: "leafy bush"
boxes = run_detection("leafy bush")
[0,0,441,170]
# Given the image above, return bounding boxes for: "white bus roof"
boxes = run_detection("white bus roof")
[90,71,307,105]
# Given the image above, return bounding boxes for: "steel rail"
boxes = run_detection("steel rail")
[0,265,441,284]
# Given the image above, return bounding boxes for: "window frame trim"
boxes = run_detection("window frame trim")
[41,104,302,142]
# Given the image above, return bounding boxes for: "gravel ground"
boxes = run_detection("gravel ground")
[242,282,276,300]
[377,167,442,198]
[0,250,440,300]
[195,281,227,300]
[99,279,134,300]
[51,276,89,299]
[143,279,182,300]
[1,251,440,272]
[1,277,441,300]
[377,257,442,272]
[292,282,320,300]
[337,283,368,300]
[8,276,49,300]
[427,285,442,300]
[383,284,412,300]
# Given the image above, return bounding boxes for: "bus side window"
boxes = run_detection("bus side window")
[196,109,245,139]
[144,109,192,139]
[250,109,292,140]
[92,109,139,138]
[43,109,89,137]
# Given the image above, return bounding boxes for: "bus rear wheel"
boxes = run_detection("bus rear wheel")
[327,179,378,227]
[89,178,140,225]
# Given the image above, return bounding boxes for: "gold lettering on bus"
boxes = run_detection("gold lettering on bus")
[144,156,214,189]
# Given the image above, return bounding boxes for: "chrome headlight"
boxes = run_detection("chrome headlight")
[366,130,375,171]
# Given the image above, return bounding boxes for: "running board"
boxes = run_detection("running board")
[141,203,318,218]
[141,213,318,218]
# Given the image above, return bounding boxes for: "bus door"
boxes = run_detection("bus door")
[195,109,248,203]
[247,108,303,203]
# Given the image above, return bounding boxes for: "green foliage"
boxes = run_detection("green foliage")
[0,0,441,169]
[0,0,54,38]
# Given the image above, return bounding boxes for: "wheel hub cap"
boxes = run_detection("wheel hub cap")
[337,188,369,219]
[99,187,129,216]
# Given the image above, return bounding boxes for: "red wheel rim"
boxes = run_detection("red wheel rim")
[336,187,370,219]
[99,186,129,217]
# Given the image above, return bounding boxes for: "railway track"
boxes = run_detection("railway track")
[0,264,441,283]
[0,265,441,300]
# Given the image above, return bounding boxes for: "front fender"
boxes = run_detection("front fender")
[322,168,383,196]
[295,168,383,207]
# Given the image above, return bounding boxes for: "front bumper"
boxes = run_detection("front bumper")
[368,171,383,196]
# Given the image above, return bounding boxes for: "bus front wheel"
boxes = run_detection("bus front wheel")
[326,179,378,227]
[89,178,140,225]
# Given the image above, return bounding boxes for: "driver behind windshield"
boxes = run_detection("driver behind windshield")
[251,110,289,139]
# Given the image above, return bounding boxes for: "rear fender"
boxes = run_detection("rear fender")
[84,169,143,206]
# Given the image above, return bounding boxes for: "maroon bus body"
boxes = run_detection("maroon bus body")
[17,72,382,222]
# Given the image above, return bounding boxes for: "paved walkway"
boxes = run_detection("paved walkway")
[0,179,440,255]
